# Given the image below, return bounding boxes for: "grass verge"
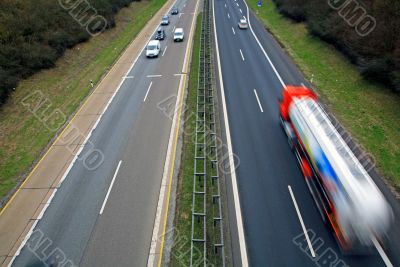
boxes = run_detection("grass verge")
[0,0,167,203]
[170,13,202,267]
[248,0,400,189]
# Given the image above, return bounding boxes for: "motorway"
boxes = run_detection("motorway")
[6,0,400,266]
[11,0,197,266]
[213,0,400,266]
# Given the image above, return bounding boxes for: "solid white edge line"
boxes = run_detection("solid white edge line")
[143,81,153,102]
[12,220,39,259]
[288,185,316,258]
[36,203,50,220]
[232,27,236,35]
[253,89,263,112]
[57,154,79,187]
[8,1,177,264]
[147,0,200,264]
[242,0,285,87]
[239,49,245,61]
[181,2,198,74]
[45,189,58,204]
[99,160,122,215]
[372,236,394,267]
[213,0,249,266]
[146,75,183,267]
[162,46,168,57]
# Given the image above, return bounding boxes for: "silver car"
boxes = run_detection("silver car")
[161,15,169,25]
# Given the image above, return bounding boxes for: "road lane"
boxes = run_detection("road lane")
[12,0,197,266]
[80,74,182,266]
[214,0,396,266]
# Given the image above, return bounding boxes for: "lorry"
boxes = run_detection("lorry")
[279,85,393,253]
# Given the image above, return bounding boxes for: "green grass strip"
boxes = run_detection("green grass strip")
[170,13,203,267]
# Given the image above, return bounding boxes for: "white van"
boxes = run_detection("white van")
[173,28,184,42]
[146,40,161,58]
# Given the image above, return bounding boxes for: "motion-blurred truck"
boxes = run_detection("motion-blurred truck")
[279,85,393,253]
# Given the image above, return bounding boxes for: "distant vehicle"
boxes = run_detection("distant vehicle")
[279,85,393,253]
[161,15,169,25]
[173,28,184,42]
[238,18,248,29]
[155,27,165,40]
[171,6,179,15]
[146,40,161,58]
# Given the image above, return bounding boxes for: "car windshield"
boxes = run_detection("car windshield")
[148,45,157,50]
[163,16,168,20]
[157,30,162,34]
[175,32,182,36]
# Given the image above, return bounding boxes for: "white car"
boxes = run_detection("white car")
[173,28,184,42]
[146,40,161,57]
[238,18,248,29]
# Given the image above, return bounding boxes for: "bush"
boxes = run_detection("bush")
[274,0,306,22]
[0,0,139,105]
[272,0,400,93]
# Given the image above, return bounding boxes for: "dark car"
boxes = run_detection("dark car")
[171,6,179,15]
[155,27,165,40]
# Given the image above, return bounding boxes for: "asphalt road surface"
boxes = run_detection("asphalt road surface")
[213,0,400,266]
[12,0,197,266]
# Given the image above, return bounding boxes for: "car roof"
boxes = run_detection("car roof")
[240,18,247,22]
[175,28,184,33]
[148,40,160,46]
